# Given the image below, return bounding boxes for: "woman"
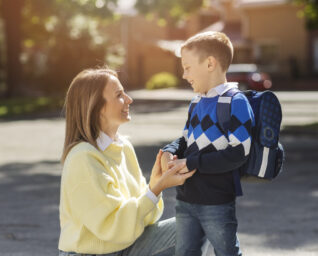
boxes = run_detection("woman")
[58,67,195,256]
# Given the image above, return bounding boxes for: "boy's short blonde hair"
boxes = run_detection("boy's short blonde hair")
[181,31,234,72]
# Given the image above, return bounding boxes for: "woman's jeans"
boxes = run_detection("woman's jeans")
[59,217,175,256]
[175,200,242,256]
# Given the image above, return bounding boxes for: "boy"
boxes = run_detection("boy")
[161,31,255,256]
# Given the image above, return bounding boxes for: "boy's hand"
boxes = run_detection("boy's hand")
[150,151,196,196]
[168,159,193,174]
[161,152,174,173]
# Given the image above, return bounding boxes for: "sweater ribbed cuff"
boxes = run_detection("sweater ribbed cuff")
[146,187,162,205]
[186,155,199,171]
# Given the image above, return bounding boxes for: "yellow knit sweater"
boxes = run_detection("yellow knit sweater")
[58,137,164,254]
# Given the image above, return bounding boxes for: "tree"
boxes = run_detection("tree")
[22,0,123,94]
[1,0,24,98]
[135,0,204,25]
[0,0,119,97]
[294,0,318,29]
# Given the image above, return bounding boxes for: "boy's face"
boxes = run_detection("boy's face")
[181,48,210,94]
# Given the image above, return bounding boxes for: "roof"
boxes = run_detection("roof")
[228,63,258,72]
[199,21,248,46]
[235,0,288,8]
[156,40,184,57]
[154,20,249,57]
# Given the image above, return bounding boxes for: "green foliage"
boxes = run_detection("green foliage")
[135,0,204,24]
[0,96,64,118]
[1,0,124,95]
[146,72,179,90]
[22,0,125,94]
[294,0,318,29]
[23,0,118,20]
[282,122,318,136]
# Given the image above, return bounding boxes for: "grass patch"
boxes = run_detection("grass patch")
[304,122,318,130]
[282,122,318,134]
[0,96,64,119]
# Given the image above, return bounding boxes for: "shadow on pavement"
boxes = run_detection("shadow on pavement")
[135,141,318,251]
[0,136,317,255]
[0,161,61,256]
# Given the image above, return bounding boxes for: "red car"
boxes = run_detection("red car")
[226,64,272,91]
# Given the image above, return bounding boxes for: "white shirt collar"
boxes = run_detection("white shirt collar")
[202,82,238,98]
[96,131,122,151]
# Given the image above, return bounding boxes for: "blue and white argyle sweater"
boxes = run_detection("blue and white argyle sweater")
[163,83,255,205]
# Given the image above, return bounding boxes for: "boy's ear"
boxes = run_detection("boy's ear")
[207,56,217,71]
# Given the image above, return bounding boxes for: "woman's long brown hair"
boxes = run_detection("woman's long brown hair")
[61,68,117,163]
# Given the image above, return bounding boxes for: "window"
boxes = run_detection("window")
[256,43,279,65]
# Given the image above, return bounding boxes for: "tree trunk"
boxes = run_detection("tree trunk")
[2,0,24,98]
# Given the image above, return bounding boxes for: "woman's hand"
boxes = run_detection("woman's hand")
[149,150,196,196]
[149,150,164,193]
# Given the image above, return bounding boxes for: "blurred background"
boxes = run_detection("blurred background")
[0,0,317,117]
[1,1,318,255]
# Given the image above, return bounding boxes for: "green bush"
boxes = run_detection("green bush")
[146,72,179,90]
[0,96,64,118]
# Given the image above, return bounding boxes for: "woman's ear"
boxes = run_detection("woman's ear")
[207,56,217,72]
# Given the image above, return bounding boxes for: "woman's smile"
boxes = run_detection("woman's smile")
[122,108,130,117]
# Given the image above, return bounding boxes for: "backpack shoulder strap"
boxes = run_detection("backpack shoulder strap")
[217,88,240,134]
[216,88,243,197]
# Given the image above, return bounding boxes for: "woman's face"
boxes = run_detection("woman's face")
[100,76,133,131]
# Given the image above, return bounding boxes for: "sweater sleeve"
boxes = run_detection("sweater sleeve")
[186,93,255,174]
[123,138,164,225]
[63,150,161,244]
[162,136,187,158]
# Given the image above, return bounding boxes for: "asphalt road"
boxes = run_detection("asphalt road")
[0,90,318,256]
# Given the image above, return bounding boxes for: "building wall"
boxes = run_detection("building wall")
[185,15,203,38]
[223,1,242,23]
[122,1,310,88]
[241,4,307,77]
[122,15,169,88]
[123,15,182,89]
[142,46,179,86]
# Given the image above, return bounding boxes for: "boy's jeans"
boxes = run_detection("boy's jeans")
[175,200,242,256]
[59,217,175,256]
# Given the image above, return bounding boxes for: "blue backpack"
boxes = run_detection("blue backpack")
[217,89,285,186]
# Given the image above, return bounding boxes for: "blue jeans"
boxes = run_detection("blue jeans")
[175,200,242,256]
[59,217,175,256]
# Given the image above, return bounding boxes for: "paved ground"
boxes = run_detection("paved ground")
[0,89,318,256]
